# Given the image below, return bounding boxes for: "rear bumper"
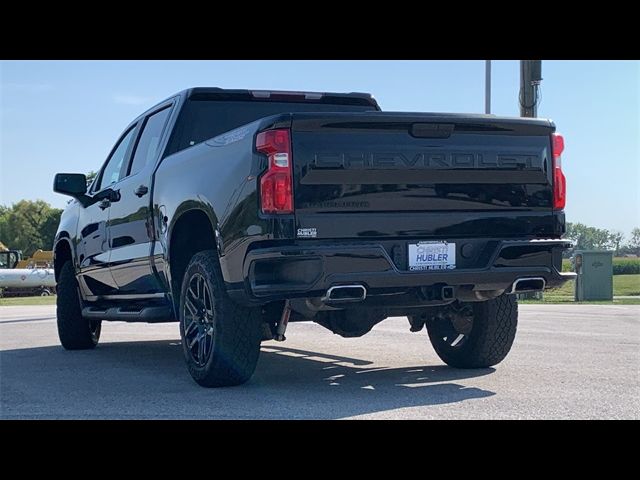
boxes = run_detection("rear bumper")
[227,238,575,305]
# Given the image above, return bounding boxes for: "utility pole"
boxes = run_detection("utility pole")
[485,60,491,114]
[519,60,542,117]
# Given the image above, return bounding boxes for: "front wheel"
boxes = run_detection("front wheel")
[424,294,518,368]
[179,250,262,387]
[56,261,101,350]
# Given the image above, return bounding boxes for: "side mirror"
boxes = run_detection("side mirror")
[53,173,91,206]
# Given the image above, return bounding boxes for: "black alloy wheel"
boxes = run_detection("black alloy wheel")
[182,272,215,367]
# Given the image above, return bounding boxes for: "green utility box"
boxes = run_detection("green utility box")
[573,250,613,301]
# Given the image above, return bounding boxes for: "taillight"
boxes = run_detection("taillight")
[551,132,566,210]
[256,129,293,214]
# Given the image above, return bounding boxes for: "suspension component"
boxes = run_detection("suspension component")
[274,300,291,341]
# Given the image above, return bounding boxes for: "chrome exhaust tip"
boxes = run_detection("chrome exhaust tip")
[322,285,367,303]
[510,277,546,294]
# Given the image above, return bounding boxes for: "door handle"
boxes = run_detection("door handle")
[134,185,149,197]
[98,198,111,210]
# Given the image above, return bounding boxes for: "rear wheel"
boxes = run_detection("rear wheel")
[179,250,262,387]
[424,294,518,368]
[56,261,101,350]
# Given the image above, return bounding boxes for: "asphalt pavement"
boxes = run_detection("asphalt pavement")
[1,304,638,419]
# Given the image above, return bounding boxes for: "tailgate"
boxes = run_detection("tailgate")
[290,112,557,239]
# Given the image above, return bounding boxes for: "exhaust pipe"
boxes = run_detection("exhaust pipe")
[322,285,367,304]
[510,277,546,294]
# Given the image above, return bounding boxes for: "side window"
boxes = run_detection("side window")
[97,126,137,190]
[127,107,171,177]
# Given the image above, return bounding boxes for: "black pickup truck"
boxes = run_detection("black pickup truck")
[53,87,574,387]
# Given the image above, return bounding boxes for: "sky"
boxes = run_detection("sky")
[1,60,638,236]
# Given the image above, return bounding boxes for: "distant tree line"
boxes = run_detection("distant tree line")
[0,200,63,257]
[86,170,97,187]
[563,223,640,258]
[0,171,96,258]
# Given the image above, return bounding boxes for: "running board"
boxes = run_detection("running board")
[82,305,175,323]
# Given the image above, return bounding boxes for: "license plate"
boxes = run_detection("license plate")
[408,241,456,271]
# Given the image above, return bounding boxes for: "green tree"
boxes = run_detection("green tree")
[564,222,613,256]
[630,228,640,250]
[591,229,612,250]
[0,205,9,249]
[0,200,63,257]
[86,170,98,188]
[609,231,625,255]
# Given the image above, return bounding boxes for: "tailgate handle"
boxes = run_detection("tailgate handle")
[410,123,454,138]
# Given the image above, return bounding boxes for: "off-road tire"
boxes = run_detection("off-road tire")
[179,250,262,387]
[426,294,518,368]
[56,261,101,349]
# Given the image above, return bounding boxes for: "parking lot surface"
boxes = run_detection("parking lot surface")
[1,304,638,419]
